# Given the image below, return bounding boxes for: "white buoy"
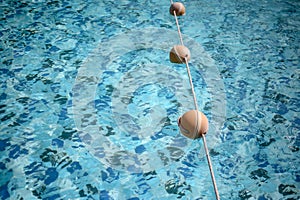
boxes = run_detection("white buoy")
[169,2,186,16]
[177,110,209,139]
[169,45,191,64]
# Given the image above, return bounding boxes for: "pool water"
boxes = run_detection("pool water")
[0,0,299,199]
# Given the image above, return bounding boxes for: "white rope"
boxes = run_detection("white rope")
[202,131,220,199]
[184,58,198,112]
[173,11,184,46]
[171,3,220,200]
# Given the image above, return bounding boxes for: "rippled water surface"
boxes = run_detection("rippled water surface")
[0,0,299,199]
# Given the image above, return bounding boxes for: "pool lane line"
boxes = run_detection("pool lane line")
[169,1,220,199]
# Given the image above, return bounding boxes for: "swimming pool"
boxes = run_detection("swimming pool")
[0,0,299,199]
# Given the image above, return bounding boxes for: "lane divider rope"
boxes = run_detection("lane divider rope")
[168,1,220,199]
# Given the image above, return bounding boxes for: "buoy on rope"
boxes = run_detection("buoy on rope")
[169,45,190,64]
[169,2,186,16]
[177,110,209,139]
[169,2,220,199]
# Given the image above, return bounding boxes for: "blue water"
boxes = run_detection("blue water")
[0,0,299,199]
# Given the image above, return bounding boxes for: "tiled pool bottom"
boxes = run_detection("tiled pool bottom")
[1,0,300,199]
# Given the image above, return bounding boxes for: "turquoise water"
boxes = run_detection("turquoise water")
[1,0,299,199]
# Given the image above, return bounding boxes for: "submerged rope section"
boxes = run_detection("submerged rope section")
[168,1,220,199]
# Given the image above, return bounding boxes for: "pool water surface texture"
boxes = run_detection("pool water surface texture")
[1,0,299,199]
